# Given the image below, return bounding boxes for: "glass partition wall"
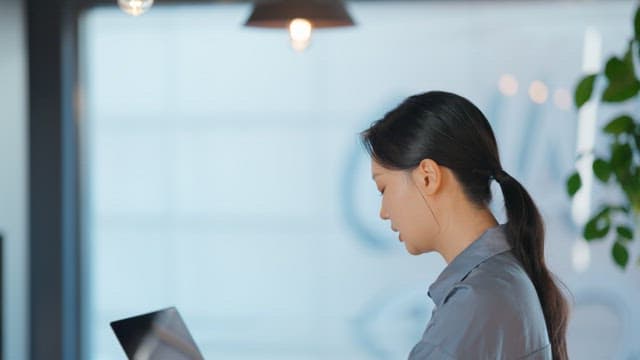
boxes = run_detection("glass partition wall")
[79,2,639,359]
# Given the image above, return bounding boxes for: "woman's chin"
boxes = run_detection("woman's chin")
[403,240,431,256]
[404,243,421,255]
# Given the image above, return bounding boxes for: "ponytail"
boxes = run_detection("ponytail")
[494,169,569,360]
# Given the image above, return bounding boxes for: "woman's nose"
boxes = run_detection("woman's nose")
[379,207,390,220]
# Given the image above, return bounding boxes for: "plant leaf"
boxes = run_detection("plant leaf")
[605,56,625,78]
[575,74,597,108]
[603,115,635,135]
[635,5,640,41]
[602,50,640,102]
[634,124,640,153]
[567,172,582,197]
[602,78,640,102]
[592,158,612,182]
[609,205,631,214]
[616,226,634,240]
[584,209,610,241]
[612,241,629,269]
[630,168,640,213]
[610,142,633,169]
[595,206,611,218]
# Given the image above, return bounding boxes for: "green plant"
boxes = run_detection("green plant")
[567,4,640,270]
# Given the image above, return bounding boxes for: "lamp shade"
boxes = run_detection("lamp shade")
[244,0,355,28]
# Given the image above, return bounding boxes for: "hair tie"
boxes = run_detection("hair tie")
[471,167,508,183]
[493,168,508,183]
[472,168,494,181]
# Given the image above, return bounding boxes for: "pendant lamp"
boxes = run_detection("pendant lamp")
[245,0,355,51]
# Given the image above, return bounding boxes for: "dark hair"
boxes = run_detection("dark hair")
[360,91,569,360]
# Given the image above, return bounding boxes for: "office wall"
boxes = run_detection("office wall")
[0,0,28,358]
[81,2,639,359]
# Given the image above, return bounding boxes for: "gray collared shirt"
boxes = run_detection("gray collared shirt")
[408,224,552,360]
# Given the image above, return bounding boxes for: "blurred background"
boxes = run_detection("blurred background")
[1,0,640,359]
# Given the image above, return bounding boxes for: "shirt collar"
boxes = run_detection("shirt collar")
[427,223,511,307]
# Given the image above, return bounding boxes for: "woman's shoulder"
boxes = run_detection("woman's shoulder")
[452,250,543,311]
[422,252,551,359]
[447,251,549,343]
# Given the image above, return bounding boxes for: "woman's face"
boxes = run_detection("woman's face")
[370,158,441,255]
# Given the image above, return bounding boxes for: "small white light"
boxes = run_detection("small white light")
[118,0,153,16]
[529,81,548,104]
[553,88,572,110]
[288,18,312,52]
[498,74,518,96]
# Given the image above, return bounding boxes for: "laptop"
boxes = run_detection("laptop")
[110,307,205,360]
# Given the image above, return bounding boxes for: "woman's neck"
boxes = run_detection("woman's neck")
[436,207,499,264]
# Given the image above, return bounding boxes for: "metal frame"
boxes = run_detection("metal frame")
[27,0,81,359]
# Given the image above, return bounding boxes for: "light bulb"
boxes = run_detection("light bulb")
[118,0,153,16]
[288,18,312,52]
[528,80,548,104]
[498,74,518,96]
[553,88,572,110]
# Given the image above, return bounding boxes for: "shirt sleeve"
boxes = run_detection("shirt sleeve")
[407,283,551,360]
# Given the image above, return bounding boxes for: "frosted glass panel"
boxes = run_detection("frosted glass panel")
[80,2,640,359]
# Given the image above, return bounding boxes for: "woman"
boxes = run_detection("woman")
[360,91,569,359]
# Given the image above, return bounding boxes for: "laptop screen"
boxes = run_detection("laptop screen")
[110,307,204,360]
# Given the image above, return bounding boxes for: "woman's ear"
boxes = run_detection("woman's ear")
[413,158,442,195]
